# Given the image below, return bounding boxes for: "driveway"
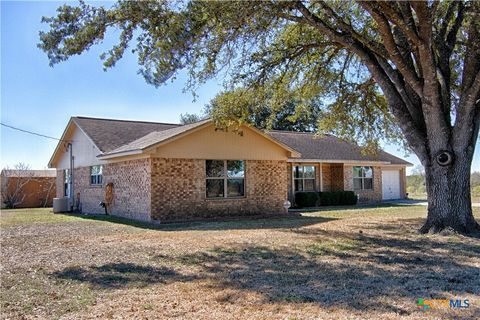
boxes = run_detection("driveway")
[384,199,480,207]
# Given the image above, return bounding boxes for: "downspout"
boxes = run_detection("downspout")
[320,162,323,192]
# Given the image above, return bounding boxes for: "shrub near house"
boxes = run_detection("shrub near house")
[295,191,357,208]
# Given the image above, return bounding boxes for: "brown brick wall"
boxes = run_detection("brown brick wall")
[68,158,151,221]
[103,159,152,221]
[321,163,332,191]
[151,158,288,222]
[72,166,103,214]
[344,165,382,202]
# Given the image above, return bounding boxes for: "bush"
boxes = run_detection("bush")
[319,191,357,206]
[294,191,357,207]
[294,192,319,208]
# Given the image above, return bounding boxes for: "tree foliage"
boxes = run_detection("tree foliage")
[38,1,480,148]
[205,89,321,132]
[179,112,203,125]
[38,0,410,147]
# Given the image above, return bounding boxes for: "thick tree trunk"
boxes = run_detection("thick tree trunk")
[420,154,480,234]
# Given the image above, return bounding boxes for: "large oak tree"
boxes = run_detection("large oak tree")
[39,0,480,233]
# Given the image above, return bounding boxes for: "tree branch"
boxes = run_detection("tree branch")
[375,1,421,46]
[293,1,427,158]
[313,1,389,59]
[359,2,423,95]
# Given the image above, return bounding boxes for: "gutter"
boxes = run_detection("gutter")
[97,149,143,160]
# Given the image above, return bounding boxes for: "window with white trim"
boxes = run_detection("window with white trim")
[64,169,70,196]
[294,165,316,191]
[90,165,103,185]
[206,160,245,198]
[353,166,373,190]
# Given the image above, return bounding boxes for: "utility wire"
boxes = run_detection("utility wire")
[1,122,70,142]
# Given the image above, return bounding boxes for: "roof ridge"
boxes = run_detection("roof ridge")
[266,130,335,137]
[73,116,181,126]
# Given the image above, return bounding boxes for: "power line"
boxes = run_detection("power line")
[1,122,70,142]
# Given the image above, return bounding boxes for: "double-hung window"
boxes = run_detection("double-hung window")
[206,160,245,198]
[294,165,316,192]
[90,165,103,185]
[64,169,70,196]
[353,166,373,190]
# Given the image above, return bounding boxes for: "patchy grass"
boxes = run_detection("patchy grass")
[0,208,81,226]
[306,238,360,256]
[1,206,479,319]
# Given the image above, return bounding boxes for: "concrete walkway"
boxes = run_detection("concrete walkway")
[383,199,480,207]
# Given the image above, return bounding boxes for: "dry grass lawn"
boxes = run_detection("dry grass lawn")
[1,205,479,319]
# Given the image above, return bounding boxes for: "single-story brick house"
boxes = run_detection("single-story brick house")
[49,116,412,222]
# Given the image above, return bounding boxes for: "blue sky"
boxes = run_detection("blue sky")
[1,1,479,174]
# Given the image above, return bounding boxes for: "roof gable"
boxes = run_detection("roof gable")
[49,116,180,167]
[73,117,180,153]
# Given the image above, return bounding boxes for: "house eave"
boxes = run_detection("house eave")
[97,150,143,160]
[287,159,393,165]
[48,118,75,168]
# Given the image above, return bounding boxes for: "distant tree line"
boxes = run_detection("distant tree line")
[408,166,480,198]
[179,97,321,133]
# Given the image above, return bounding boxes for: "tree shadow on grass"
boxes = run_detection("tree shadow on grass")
[51,262,198,289]
[62,213,336,231]
[167,228,480,315]
[358,217,480,239]
[291,203,412,213]
[49,218,479,316]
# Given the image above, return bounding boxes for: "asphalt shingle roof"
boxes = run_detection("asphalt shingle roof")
[70,116,411,165]
[268,131,412,165]
[73,117,180,153]
[102,119,212,155]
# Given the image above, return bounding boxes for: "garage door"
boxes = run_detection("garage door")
[382,170,401,200]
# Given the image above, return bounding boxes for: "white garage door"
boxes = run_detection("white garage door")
[382,170,401,200]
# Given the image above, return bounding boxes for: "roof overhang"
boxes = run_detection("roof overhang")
[288,159,413,166]
[287,159,392,165]
[48,118,75,168]
[97,149,143,160]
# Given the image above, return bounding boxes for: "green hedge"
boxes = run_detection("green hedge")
[319,191,357,206]
[294,192,319,208]
[295,191,357,207]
